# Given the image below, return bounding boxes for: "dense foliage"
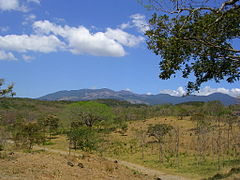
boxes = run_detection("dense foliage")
[144,0,240,92]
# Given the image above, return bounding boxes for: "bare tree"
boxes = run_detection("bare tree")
[134,128,147,160]
[148,123,173,162]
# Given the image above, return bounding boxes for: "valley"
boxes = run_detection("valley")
[0,97,239,180]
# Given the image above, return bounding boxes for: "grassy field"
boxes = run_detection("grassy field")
[1,98,239,179]
[43,116,240,179]
[102,116,240,179]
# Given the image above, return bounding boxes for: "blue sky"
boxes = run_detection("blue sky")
[0,0,239,98]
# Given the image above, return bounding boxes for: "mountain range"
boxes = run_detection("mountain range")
[38,88,239,105]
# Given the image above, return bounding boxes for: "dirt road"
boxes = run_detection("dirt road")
[34,146,192,180]
[107,157,191,180]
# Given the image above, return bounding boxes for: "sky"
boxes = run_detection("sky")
[0,0,239,98]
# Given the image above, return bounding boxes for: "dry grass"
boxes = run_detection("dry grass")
[0,150,149,180]
[103,116,240,179]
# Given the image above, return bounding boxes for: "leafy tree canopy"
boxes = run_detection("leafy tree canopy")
[147,123,173,142]
[66,101,115,127]
[67,126,99,152]
[142,0,240,93]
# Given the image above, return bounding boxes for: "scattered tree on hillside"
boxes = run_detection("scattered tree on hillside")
[142,0,240,93]
[134,128,147,159]
[148,123,173,162]
[22,122,45,150]
[202,101,227,116]
[0,79,16,150]
[11,119,44,150]
[191,113,211,165]
[47,115,60,136]
[65,102,114,128]
[38,114,60,142]
[67,126,99,152]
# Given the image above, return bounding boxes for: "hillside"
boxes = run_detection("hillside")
[0,97,239,179]
[38,88,239,105]
[0,150,149,180]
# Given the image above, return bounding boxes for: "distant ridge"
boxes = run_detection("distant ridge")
[38,88,239,105]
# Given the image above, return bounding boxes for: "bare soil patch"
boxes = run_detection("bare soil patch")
[0,151,149,180]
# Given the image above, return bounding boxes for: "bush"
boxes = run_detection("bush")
[0,144,3,151]
[68,126,99,152]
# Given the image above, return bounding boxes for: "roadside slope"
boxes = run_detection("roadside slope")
[36,147,192,180]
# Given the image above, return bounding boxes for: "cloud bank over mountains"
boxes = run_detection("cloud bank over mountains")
[160,86,240,97]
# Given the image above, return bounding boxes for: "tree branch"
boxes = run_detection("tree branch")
[181,37,240,53]
[217,0,240,13]
[170,7,217,14]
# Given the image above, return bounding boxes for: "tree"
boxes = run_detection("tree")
[67,126,99,152]
[144,0,240,93]
[22,122,45,150]
[148,123,173,162]
[11,119,44,150]
[134,128,147,159]
[38,114,60,142]
[191,113,211,165]
[65,101,114,128]
[47,115,60,136]
[202,101,227,116]
[0,79,15,97]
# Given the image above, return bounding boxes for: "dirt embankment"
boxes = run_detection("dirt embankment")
[0,150,149,180]
[35,147,192,180]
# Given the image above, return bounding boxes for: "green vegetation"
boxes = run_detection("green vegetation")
[205,167,240,180]
[64,101,115,128]
[142,0,240,92]
[0,79,15,97]
[0,97,239,179]
[148,123,173,162]
[67,126,99,152]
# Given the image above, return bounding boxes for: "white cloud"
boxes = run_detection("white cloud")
[0,0,27,12]
[0,18,145,59]
[0,50,17,60]
[22,54,35,62]
[33,20,144,57]
[54,17,65,23]
[66,26,125,56]
[124,88,132,92]
[146,92,152,95]
[0,0,19,10]
[160,86,240,97]
[196,86,240,97]
[0,34,65,53]
[26,14,36,21]
[160,87,186,96]
[90,86,97,89]
[120,23,131,30]
[120,13,149,34]
[27,0,40,4]
[130,14,149,33]
[33,20,65,35]
[105,28,144,47]
[0,26,9,33]
[22,14,36,25]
